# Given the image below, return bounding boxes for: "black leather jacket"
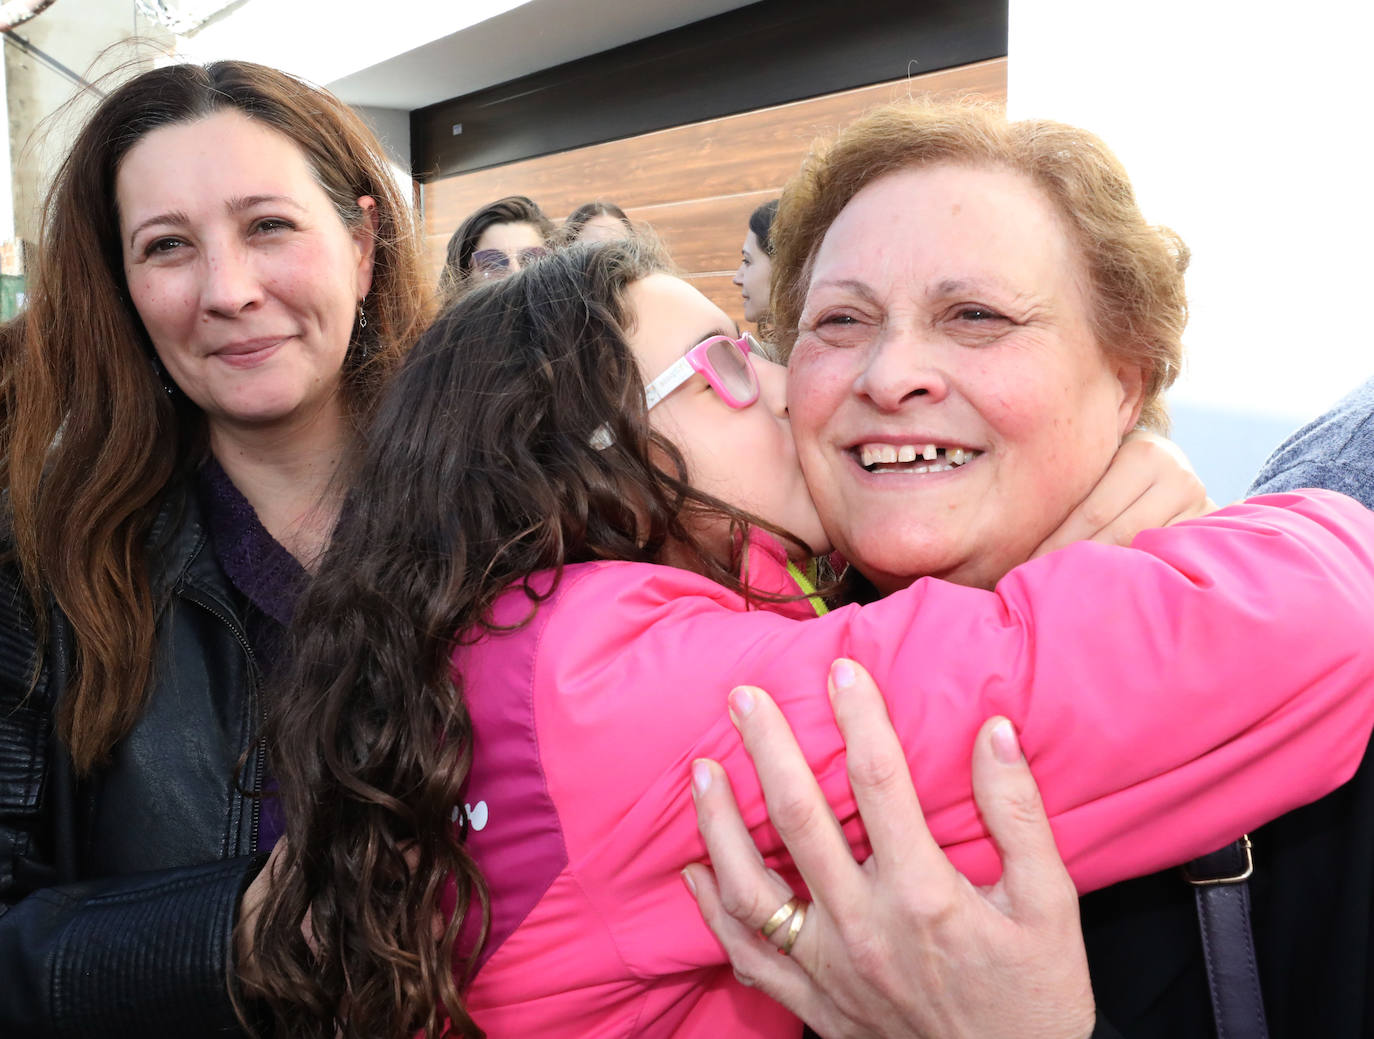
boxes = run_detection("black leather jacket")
[0,485,268,1037]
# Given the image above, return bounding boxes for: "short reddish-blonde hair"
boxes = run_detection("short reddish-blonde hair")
[770,100,1188,431]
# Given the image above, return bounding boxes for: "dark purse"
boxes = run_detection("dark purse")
[1183,835,1270,1039]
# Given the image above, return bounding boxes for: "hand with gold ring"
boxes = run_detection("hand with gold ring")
[758,895,808,955]
[760,896,799,940]
[682,658,1097,1039]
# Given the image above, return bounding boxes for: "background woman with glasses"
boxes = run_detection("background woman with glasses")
[437,194,554,298]
[249,237,1374,1039]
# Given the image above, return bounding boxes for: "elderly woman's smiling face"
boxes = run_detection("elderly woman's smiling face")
[787,164,1144,593]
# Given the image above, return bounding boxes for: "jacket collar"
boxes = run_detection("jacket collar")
[145,479,212,613]
[741,528,828,619]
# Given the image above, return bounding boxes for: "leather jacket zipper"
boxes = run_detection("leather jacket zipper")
[180,588,266,855]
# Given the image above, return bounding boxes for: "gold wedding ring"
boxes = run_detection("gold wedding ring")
[759,895,810,955]
[780,899,808,956]
[760,896,801,940]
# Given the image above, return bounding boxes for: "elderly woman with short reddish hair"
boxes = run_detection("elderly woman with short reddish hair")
[255,100,1374,1039]
[688,101,1374,1039]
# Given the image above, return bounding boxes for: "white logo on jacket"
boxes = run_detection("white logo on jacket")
[451,800,489,831]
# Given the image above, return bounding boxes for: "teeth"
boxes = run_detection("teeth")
[870,444,898,465]
[857,442,981,471]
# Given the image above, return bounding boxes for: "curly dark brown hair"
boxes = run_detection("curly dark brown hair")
[250,238,810,1038]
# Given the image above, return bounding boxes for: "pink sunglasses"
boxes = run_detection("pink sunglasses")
[589,331,767,450]
[644,332,765,411]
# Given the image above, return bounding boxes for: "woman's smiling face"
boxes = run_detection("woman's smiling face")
[786,164,1144,593]
[118,109,375,441]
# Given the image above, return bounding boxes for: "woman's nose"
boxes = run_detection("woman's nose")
[200,246,263,317]
[853,328,951,411]
[732,265,745,287]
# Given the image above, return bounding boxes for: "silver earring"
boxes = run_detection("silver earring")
[358,302,367,329]
[150,356,176,397]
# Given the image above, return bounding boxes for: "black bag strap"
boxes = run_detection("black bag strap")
[1182,835,1269,1039]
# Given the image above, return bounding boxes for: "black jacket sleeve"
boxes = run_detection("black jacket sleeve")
[0,558,269,1038]
[0,855,268,1038]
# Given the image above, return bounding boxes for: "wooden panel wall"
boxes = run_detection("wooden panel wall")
[421,58,1006,327]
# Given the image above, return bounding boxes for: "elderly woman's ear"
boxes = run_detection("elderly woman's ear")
[1114,360,1147,436]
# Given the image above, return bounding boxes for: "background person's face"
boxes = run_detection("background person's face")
[733,230,773,324]
[576,213,629,243]
[471,220,546,275]
[786,164,1143,593]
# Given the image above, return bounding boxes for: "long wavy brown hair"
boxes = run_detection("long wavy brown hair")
[0,60,430,773]
[251,239,810,1038]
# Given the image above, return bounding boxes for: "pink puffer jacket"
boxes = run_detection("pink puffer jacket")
[456,490,1374,1039]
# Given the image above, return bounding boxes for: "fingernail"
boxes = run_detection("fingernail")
[692,759,712,796]
[990,718,1021,764]
[680,867,697,896]
[831,658,856,692]
[729,686,756,722]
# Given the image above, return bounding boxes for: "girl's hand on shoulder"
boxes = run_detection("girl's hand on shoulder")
[1032,430,1215,559]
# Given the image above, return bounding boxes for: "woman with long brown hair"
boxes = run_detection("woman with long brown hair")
[0,60,428,1035]
[251,237,1374,1039]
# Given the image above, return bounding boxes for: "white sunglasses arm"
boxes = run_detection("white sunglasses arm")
[643,355,695,411]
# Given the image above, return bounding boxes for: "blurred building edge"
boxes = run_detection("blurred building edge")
[1,242,23,321]
[0,0,1005,327]
[1,0,176,319]
[2,17,17,319]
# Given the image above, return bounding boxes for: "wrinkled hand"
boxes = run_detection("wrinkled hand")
[683,659,1096,1039]
[1033,429,1215,558]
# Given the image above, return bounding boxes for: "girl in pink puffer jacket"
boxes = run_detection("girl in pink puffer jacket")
[251,241,1374,1039]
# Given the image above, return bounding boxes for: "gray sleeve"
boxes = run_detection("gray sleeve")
[1248,460,1374,510]
[1248,379,1374,507]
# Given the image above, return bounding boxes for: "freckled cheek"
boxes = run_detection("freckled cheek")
[989,384,1098,497]
[971,361,1067,442]
[787,346,853,443]
[128,285,197,336]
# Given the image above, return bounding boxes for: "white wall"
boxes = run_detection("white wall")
[176,0,533,89]
[351,105,413,210]
[1,41,13,251]
[1009,0,1374,500]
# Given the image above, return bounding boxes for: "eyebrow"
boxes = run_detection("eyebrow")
[933,278,996,296]
[685,326,734,354]
[806,277,879,305]
[127,210,189,249]
[811,275,1018,303]
[126,194,303,249]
